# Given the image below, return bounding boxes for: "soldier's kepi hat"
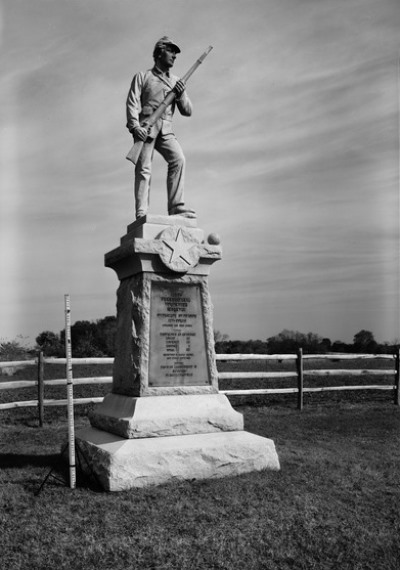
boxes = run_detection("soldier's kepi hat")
[154,36,181,54]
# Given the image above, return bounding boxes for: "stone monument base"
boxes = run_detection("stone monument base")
[89,393,243,439]
[76,427,280,491]
[89,215,281,491]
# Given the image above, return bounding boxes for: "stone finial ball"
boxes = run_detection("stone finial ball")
[207,233,221,245]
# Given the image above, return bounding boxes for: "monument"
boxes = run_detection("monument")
[75,38,279,490]
[76,215,280,490]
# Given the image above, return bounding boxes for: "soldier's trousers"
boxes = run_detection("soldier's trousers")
[134,132,186,219]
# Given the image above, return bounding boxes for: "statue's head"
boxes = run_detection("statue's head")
[153,36,181,62]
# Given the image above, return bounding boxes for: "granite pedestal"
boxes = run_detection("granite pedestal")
[76,215,280,489]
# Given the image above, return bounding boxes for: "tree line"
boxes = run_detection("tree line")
[35,316,117,357]
[31,319,399,357]
[214,329,399,355]
[1,319,398,362]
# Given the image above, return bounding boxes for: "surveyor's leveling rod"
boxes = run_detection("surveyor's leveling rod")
[64,294,76,489]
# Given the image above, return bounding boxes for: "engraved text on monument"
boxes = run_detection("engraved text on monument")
[149,283,210,387]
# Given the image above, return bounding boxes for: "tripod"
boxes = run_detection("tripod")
[35,438,103,495]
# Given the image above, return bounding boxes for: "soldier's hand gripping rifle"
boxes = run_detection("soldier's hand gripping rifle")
[126,45,213,165]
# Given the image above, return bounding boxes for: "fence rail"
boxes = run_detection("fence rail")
[1,350,399,422]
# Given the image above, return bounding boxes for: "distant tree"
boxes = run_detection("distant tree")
[58,316,117,357]
[331,340,353,353]
[214,330,229,344]
[59,320,103,357]
[380,339,400,354]
[216,339,243,354]
[353,330,378,353]
[214,330,230,353]
[379,341,397,355]
[72,337,105,358]
[0,336,32,361]
[248,339,269,354]
[70,320,104,357]
[95,316,117,356]
[266,329,328,354]
[321,338,332,351]
[304,332,328,353]
[37,317,116,358]
[237,340,253,354]
[36,331,64,357]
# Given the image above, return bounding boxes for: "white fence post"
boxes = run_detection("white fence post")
[296,348,304,410]
[395,349,400,406]
[37,351,44,426]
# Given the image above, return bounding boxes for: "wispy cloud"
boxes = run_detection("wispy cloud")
[0,0,398,343]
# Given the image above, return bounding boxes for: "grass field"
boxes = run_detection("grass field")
[1,399,399,570]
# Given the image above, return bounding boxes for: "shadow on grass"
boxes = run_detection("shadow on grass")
[0,452,60,468]
[1,452,105,494]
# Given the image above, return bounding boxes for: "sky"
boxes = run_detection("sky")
[0,0,399,346]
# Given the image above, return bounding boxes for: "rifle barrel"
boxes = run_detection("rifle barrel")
[181,46,213,83]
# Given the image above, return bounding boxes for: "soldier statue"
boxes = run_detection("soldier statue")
[126,37,196,220]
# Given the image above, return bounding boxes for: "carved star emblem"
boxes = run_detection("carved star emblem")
[159,226,201,273]
[163,228,192,265]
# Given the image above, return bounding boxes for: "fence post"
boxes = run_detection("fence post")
[296,348,304,410]
[37,351,44,427]
[395,348,400,406]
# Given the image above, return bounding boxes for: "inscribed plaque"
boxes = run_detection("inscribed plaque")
[148,282,210,387]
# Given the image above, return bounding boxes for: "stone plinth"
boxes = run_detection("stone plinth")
[108,272,219,398]
[90,393,243,438]
[105,215,221,280]
[77,214,280,490]
[103,215,222,399]
[76,428,280,491]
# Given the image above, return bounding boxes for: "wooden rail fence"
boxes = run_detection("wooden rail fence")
[0,350,399,424]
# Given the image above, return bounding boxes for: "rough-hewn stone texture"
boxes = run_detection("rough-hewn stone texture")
[76,427,280,491]
[110,272,219,397]
[77,215,280,490]
[90,394,243,438]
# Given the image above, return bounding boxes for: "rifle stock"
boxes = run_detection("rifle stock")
[126,46,213,165]
[126,139,144,165]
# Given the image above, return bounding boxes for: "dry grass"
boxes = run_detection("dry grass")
[1,401,399,570]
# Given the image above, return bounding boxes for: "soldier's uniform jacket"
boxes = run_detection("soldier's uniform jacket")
[126,66,193,138]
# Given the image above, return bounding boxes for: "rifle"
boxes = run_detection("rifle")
[126,45,213,165]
